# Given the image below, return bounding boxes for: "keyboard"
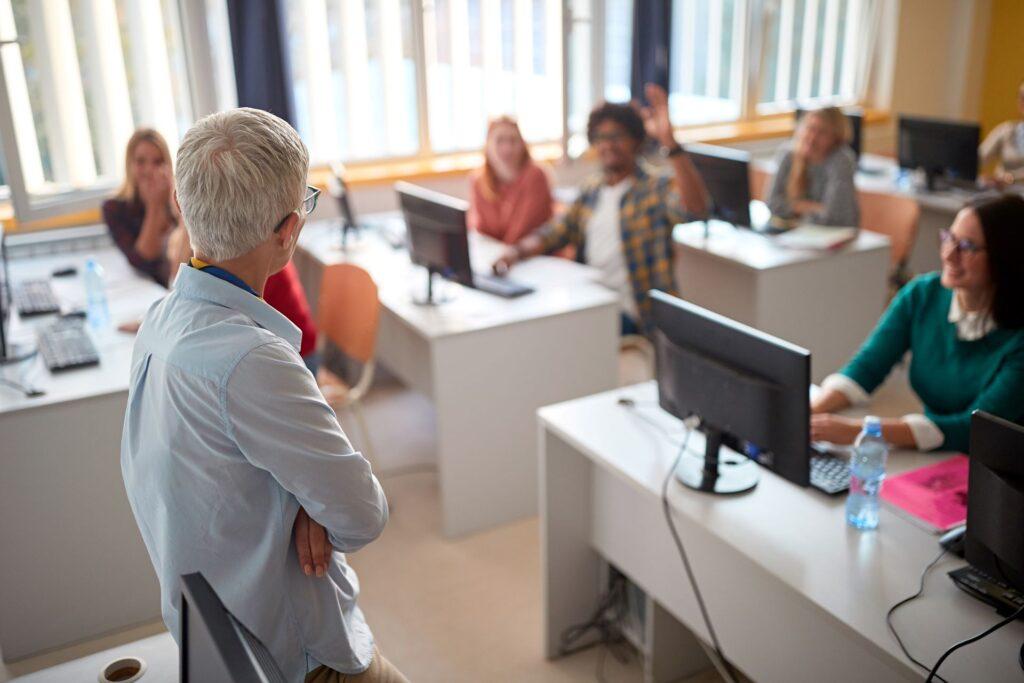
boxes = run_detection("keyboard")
[949,565,1024,617]
[13,280,60,317]
[809,454,851,495]
[472,273,534,298]
[37,321,100,371]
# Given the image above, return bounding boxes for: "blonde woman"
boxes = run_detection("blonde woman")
[766,107,859,227]
[102,128,178,286]
[468,116,554,244]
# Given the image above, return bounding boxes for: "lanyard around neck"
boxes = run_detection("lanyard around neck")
[189,257,259,297]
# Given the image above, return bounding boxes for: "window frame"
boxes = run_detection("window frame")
[0,0,228,226]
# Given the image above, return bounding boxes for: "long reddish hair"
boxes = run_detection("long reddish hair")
[480,116,531,202]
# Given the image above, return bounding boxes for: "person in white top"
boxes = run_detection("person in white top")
[492,84,710,335]
[979,79,1024,186]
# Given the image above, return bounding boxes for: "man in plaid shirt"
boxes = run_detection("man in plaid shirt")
[493,84,710,334]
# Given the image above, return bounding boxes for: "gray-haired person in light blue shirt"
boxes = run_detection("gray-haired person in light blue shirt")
[121,108,407,683]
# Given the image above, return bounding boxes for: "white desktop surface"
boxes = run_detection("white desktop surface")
[295,216,620,537]
[673,220,889,271]
[0,244,167,661]
[540,381,1024,682]
[0,248,165,413]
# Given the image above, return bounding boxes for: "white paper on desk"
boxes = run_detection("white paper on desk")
[773,225,858,251]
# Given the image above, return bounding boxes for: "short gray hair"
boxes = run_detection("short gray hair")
[175,108,309,261]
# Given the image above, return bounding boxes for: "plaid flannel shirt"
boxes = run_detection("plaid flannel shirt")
[537,162,693,331]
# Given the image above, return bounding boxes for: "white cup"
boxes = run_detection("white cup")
[97,656,147,683]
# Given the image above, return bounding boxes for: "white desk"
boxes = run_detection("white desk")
[294,217,620,536]
[673,222,890,383]
[0,241,166,661]
[540,381,1024,683]
[756,153,969,276]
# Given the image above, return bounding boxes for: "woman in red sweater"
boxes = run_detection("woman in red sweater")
[468,117,554,244]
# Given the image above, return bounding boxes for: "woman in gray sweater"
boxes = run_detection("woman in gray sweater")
[766,107,859,227]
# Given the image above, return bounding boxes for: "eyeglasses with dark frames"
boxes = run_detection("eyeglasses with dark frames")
[274,185,321,233]
[939,229,985,256]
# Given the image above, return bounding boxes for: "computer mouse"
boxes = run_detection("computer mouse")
[52,266,78,277]
[939,525,966,558]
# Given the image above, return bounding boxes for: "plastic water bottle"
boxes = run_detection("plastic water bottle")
[846,416,888,530]
[84,259,110,330]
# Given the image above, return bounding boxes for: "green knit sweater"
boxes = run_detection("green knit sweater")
[840,273,1024,453]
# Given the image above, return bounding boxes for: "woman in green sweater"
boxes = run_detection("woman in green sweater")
[811,194,1024,453]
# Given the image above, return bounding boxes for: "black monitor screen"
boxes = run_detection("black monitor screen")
[898,116,980,182]
[966,412,1024,592]
[395,181,473,288]
[686,143,753,228]
[651,290,811,486]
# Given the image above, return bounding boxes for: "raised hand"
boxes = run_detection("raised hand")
[638,83,676,148]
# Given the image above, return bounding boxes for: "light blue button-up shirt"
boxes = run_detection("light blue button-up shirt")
[121,265,388,682]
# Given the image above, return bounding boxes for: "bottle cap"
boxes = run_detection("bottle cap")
[863,415,882,437]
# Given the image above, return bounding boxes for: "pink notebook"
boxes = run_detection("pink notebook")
[880,455,969,533]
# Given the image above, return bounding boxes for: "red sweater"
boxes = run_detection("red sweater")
[264,262,318,357]
[467,162,554,244]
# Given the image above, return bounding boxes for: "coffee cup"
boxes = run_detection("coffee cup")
[97,656,147,682]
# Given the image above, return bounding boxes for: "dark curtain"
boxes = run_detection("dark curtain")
[630,0,674,103]
[225,0,295,124]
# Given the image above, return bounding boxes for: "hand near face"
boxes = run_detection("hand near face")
[138,166,173,209]
[639,83,676,147]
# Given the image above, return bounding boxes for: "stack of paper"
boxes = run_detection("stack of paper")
[773,225,858,251]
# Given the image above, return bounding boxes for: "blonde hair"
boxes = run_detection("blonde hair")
[175,108,308,262]
[115,128,173,201]
[480,116,531,202]
[787,107,851,202]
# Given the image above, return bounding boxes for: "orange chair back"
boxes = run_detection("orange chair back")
[317,263,379,364]
[749,166,772,201]
[858,191,920,267]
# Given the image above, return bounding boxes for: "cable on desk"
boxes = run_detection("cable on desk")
[661,424,740,683]
[885,546,949,683]
[926,603,1024,681]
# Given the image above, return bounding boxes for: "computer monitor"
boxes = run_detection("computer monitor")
[329,162,360,249]
[651,289,811,494]
[395,181,474,304]
[686,143,753,228]
[964,412,1024,593]
[795,107,863,160]
[180,572,286,683]
[898,115,980,191]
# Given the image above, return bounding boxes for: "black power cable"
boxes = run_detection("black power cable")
[885,547,949,683]
[926,603,1024,681]
[661,425,739,683]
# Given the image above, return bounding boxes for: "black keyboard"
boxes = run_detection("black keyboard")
[809,454,851,495]
[949,565,1024,617]
[14,280,60,316]
[37,321,99,371]
[472,273,534,298]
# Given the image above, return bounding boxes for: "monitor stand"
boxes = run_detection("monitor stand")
[411,267,452,306]
[337,220,365,252]
[674,425,759,494]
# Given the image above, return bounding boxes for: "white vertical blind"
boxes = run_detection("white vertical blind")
[0,0,43,190]
[123,0,179,154]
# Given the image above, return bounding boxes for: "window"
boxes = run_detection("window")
[0,0,233,224]
[757,0,876,112]
[284,0,562,164]
[566,0,881,155]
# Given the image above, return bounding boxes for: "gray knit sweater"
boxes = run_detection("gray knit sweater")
[766,144,859,227]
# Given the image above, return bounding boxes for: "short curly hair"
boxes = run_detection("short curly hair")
[586,102,646,145]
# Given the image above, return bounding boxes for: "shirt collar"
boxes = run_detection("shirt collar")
[948,293,996,341]
[173,265,302,352]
